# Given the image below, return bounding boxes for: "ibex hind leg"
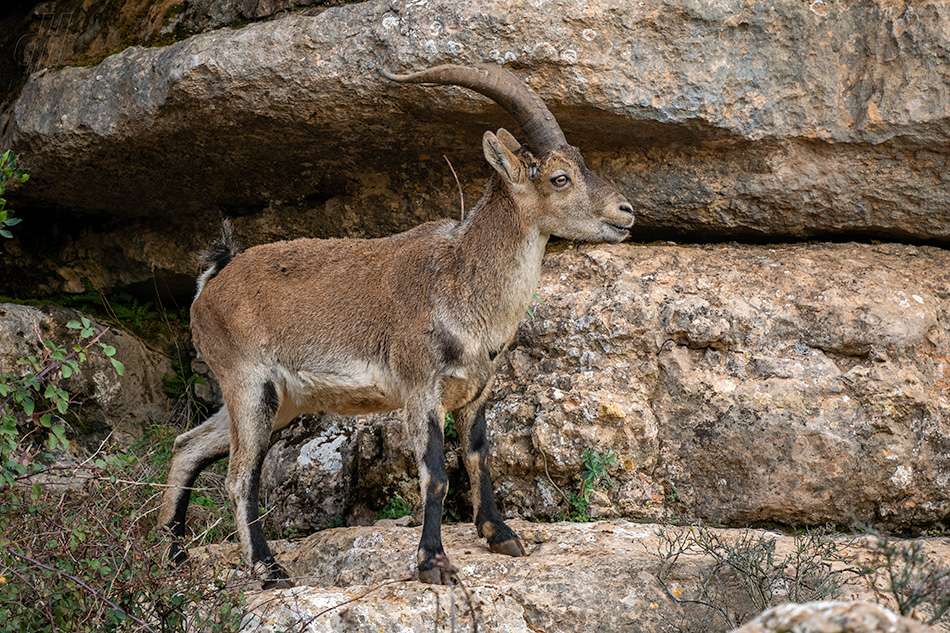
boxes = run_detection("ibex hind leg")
[225,379,293,589]
[458,401,526,558]
[159,406,231,563]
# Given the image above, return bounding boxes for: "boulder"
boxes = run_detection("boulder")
[2,0,950,297]
[259,241,950,532]
[0,303,174,444]
[731,601,937,633]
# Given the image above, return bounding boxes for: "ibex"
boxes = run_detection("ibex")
[159,63,634,586]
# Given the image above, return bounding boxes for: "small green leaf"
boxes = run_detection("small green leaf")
[101,345,116,357]
[110,358,125,376]
[22,398,34,416]
[66,320,82,329]
[4,218,20,227]
[39,413,52,428]
[0,229,11,238]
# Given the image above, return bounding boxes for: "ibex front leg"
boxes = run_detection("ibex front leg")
[411,405,452,584]
[458,399,526,557]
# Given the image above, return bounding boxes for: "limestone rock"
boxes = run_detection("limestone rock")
[729,601,938,633]
[260,413,411,533]
[233,520,703,632]
[199,520,946,633]
[0,303,173,443]
[2,0,950,296]
[258,241,950,533]
[490,241,950,530]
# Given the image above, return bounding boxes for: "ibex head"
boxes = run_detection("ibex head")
[382,64,635,242]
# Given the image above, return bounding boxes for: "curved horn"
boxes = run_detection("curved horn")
[381,64,568,157]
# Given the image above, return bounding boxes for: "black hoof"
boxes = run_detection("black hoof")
[168,539,189,565]
[418,566,452,585]
[489,536,527,557]
[256,560,292,589]
[418,553,457,585]
[262,577,294,590]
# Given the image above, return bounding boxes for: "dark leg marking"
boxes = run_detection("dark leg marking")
[249,381,290,587]
[262,380,280,418]
[245,453,288,587]
[466,403,489,455]
[165,451,228,563]
[465,403,526,557]
[435,326,465,367]
[418,411,450,583]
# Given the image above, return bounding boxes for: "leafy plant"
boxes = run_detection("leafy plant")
[0,150,28,244]
[0,448,249,632]
[443,411,458,442]
[0,318,124,491]
[566,448,616,522]
[379,495,413,521]
[0,317,249,631]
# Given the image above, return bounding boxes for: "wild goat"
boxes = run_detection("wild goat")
[159,63,634,586]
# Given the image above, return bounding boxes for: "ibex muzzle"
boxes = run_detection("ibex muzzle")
[159,63,633,587]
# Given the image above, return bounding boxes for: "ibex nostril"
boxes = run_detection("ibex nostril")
[619,203,634,216]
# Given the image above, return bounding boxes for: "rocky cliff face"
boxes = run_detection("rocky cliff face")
[1,0,948,297]
[259,241,950,534]
[3,0,947,532]
[1,2,949,629]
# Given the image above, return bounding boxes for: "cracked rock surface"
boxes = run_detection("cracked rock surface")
[195,520,946,633]
[258,241,950,533]
[3,0,950,296]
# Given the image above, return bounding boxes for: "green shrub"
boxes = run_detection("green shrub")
[0,451,248,632]
[567,448,616,522]
[379,494,413,521]
[0,150,28,245]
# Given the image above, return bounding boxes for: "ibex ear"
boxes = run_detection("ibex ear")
[496,128,522,152]
[483,131,526,186]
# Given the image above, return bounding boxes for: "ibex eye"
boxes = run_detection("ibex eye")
[551,174,570,187]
